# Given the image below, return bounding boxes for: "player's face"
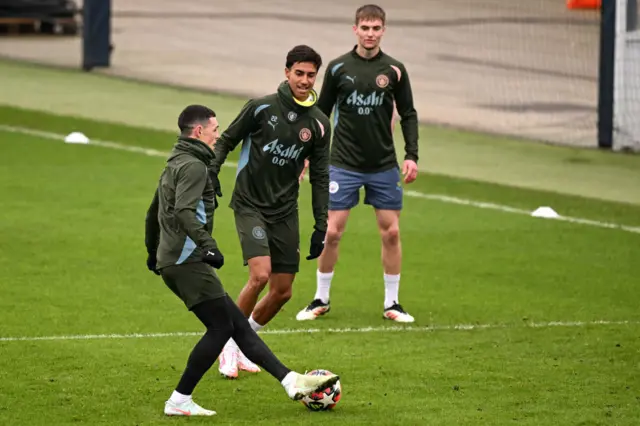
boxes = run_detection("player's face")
[353,18,385,51]
[285,62,318,101]
[195,117,220,149]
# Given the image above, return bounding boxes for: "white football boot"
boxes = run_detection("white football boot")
[284,372,340,400]
[237,349,261,373]
[218,342,239,379]
[164,399,216,416]
[295,299,331,321]
[383,303,415,323]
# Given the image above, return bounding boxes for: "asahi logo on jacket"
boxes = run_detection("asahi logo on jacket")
[345,90,385,107]
[263,139,303,166]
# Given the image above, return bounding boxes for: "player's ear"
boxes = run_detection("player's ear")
[284,67,290,79]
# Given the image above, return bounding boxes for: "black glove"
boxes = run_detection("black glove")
[306,229,326,260]
[202,248,225,269]
[146,252,160,275]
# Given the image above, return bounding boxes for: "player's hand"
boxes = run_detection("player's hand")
[202,248,225,269]
[298,159,310,183]
[146,252,160,275]
[402,160,418,184]
[306,229,326,260]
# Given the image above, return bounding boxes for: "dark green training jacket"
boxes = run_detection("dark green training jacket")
[318,46,419,173]
[145,137,219,269]
[211,81,331,232]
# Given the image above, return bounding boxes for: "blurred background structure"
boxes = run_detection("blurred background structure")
[0,0,638,151]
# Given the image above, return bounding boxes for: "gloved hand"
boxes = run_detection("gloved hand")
[306,229,326,260]
[203,248,225,269]
[146,252,160,275]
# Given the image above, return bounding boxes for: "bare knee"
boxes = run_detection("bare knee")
[268,274,294,305]
[381,226,400,246]
[247,263,271,293]
[325,211,349,247]
[271,286,292,304]
[324,229,341,247]
[325,222,346,247]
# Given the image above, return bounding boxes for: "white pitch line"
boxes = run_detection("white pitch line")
[2,124,640,235]
[405,191,640,234]
[0,320,636,343]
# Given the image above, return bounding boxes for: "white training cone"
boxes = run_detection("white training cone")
[64,132,89,144]
[531,206,560,219]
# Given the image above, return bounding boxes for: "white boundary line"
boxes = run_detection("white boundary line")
[0,320,636,342]
[2,124,640,234]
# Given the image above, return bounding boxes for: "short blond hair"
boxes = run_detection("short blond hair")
[355,4,386,25]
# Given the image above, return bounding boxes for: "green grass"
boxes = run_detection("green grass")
[1,109,639,425]
[2,103,640,227]
[2,59,640,205]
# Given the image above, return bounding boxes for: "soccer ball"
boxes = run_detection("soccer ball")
[300,369,342,411]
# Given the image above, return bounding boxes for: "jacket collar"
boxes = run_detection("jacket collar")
[169,136,215,164]
[276,81,318,120]
[350,44,384,62]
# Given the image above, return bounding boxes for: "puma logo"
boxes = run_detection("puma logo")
[267,121,277,130]
[345,75,356,83]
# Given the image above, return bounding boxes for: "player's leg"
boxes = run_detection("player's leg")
[296,166,362,321]
[236,255,271,317]
[160,263,231,416]
[160,266,339,414]
[241,213,297,371]
[251,271,295,323]
[234,271,294,375]
[224,294,340,400]
[252,209,299,327]
[227,254,270,374]
[364,167,415,323]
[219,212,271,378]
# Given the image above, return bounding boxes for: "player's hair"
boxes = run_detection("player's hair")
[177,105,216,135]
[285,45,323,71]
[355,4,386,25]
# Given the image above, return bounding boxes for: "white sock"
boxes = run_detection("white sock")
[169,390,191,405]
[249,315,263,332]
[280,371,297,390]
[383,273,400,309]
[314,270,334,304]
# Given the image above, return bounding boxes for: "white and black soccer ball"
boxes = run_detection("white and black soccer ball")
[300,369,342,411]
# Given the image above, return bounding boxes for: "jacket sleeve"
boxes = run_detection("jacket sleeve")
[308,117,332,233]
[317,65,339,118]
[394,63,419,163]
[211,100,256,174]
[144,189,160,255]
[174,162,218,251]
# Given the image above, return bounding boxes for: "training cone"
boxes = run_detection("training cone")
[531,207,560,219]
[64,132,90,144]
[566,0,601,9]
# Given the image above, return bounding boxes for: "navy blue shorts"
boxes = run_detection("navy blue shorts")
[329,165,403,211]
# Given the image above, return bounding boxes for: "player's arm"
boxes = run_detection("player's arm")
[317,64,339,118]
[304,118,332,260]
[144,189,161,255]
[144,188,161,274]
[174,162,219,252]
[308,119,332,233]
[210,99,256,175]
[394,64,419,164]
